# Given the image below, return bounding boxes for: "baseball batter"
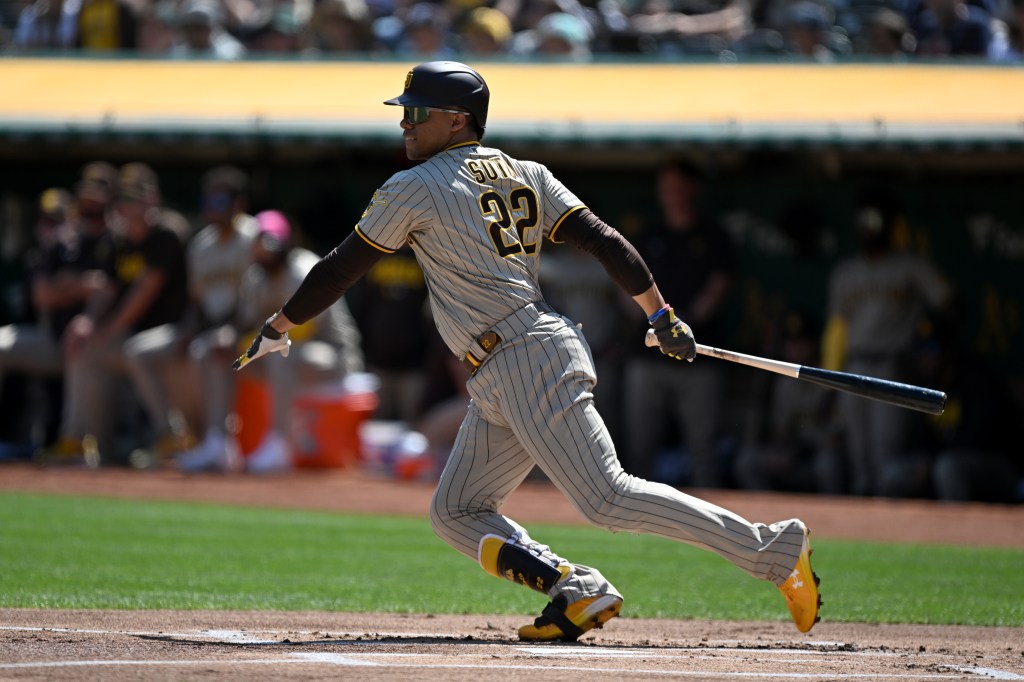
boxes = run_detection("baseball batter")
[236,61,821,641]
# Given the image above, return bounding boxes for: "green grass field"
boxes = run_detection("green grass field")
[1,492,1021,627]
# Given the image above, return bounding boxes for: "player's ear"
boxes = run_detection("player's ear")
[451,113,467,132]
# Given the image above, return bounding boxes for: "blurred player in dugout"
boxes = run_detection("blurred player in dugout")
[0,183,107,456]
[120,165,259,466]
[621,160,736,488]
[42,162,189,465]
[177,209,364,473]
[346,244,433,425]
[732,310,833,493]
[820,192,953,497]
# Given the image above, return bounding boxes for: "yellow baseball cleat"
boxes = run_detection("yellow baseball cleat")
[518,594,623,642]
[778,525,822,633]
[34,435,100,469]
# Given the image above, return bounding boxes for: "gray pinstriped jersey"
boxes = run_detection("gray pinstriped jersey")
[354,141,583,356]
[366,143,810,611]
[187,215,259,324]
[827,251,951,356]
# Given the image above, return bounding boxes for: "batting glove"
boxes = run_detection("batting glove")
[648,305,696,362]
[232,320,291,371]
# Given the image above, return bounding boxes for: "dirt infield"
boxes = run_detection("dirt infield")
[2,463,1023,680]
[3,609,1024,681]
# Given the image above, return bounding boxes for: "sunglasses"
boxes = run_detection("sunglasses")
[402,106,465,125]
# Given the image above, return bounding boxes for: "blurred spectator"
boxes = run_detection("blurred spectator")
[627,0,751,54]
[220,0,268,31]
[858,7,917,56]
[512,10,593,57]
[392,1,455,55]
[216,0,295,35]
[12,0,80,49]
[347,245,432,424]
[732,310,833,492]
[1008,0,1024,57]
[77,0,138,50]
[458,6,513,53]
[42,162,188,466]
[909,0,1009,58]
[820,192,953,496]
[778,0,851,59]
[0,1,19,45]
[120,165,258,467]
[178,210,364,473]
[245,3,304,52]
[621,160,736,487]
[536,10,592,54]
[306,0,375,53]
[135,0,178,53]
[731,25,788,54]
[0,188,78,456]
[171,0,247,59]
[501,0,580,34]
[6,0,1024,58]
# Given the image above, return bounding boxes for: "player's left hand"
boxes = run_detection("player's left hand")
[647,306,696,362]
[233,321,291,370]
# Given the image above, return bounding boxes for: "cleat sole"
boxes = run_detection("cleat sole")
[519,595,622,642]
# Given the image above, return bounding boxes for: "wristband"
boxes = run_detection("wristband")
[261,319,283,340]
[648,304,671,324]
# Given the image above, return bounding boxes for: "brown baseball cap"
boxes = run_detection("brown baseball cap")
[119,162,160,203]
[76,161,119,202]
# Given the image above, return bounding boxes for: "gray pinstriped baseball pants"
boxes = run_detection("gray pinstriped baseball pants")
[429,303,805,605]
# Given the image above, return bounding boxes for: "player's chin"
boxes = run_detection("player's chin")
[404,140,426,161]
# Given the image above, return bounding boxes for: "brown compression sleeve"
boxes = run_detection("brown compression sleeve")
[281,231,385,325]
[552,209,654,296]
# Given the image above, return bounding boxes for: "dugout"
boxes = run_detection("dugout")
[2,57,1023,465]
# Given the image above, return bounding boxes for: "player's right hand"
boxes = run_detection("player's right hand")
[648,306,697,362]
[232,321,291,371]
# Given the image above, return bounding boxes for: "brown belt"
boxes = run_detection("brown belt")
[461,330,501,376]
[460,301,556,376]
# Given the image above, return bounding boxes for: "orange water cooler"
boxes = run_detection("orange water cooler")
[233,375,378,468]
[233,374,273,457]
[289,389,378,468]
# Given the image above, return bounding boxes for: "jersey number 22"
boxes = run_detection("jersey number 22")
[480,187,539,258]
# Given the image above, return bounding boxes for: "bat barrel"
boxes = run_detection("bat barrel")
[647,331,946,415]
[798,365,947,415]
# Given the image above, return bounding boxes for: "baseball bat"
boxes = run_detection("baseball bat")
[645,330,947,415]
